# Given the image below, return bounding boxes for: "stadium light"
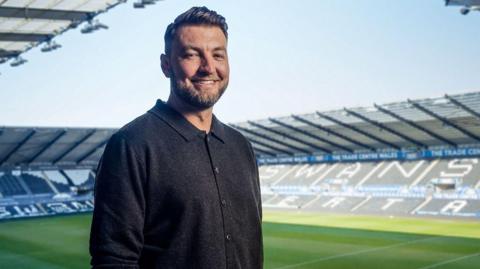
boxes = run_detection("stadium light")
[10,56,27,67]
[133,0,161,8]
[41,41,62,53]
[81,20,109,34]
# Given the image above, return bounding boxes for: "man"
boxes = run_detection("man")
[89,6,263,269]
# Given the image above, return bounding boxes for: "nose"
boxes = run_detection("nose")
[198,55,215,75]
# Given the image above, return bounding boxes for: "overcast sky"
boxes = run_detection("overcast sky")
[1,0,479,128]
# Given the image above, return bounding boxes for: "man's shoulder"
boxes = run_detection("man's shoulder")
[111,110,162,147]
[222,123,246,141]
[218,121,253,150]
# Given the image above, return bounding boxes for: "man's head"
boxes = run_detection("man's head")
[161,7,229,110]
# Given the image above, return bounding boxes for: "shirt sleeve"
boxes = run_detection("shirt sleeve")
[89,133,146,269]
[246,139,262,221]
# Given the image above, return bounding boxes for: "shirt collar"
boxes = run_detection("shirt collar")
[148,100,225,143]
[210,114,226,144]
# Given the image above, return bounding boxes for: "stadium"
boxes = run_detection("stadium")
[1,1,480,269]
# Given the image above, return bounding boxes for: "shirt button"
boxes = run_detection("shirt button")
[214,167,220,174]
[221,199,226,206]
[226,234,232,241]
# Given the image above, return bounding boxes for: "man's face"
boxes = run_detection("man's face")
[162,25,229,109]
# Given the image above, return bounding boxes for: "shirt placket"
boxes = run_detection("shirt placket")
[204,133,234,269]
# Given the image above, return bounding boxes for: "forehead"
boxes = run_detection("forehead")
[173,24,227,50]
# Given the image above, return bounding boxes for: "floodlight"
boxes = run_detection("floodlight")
[133,0,159,8]
[81,20,109,34]
[41,41,62,52]
[10,56,27,67]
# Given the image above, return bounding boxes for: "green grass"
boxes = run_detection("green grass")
[0,212,479,268]
[0,214,90,269]
[263,211,480,269]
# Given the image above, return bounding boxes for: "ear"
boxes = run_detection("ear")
[160,54,171,78]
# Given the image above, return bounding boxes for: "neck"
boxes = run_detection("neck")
[167,94,213,133]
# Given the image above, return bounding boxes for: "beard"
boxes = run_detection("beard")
[170,74,228,110]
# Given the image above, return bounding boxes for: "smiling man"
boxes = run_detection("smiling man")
[89,6,263,269]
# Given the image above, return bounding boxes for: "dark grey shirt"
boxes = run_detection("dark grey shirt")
[90,100,263,269]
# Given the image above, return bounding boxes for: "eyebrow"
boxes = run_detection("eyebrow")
[181,45,227,52]
[212,47,227,52]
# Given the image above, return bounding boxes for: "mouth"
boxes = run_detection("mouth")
[191,80,218,86]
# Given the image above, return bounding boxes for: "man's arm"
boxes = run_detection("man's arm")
[246,139,262,221]
[89,133,146,268]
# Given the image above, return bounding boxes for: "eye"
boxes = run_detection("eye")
[213,53,226,60]
[183,52,199,59]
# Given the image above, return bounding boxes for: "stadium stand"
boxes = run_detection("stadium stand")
[44,171,72,193]
[63,169,95,186]
[2,92,480,220]
[258,157,480,218]
[20,172,55,194]
[0,172,27,196]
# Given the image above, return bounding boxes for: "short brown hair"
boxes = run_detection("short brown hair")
[164,6,228,55]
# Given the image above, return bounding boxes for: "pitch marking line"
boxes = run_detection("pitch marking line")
[274,236,437,269]
[417,252,480,269]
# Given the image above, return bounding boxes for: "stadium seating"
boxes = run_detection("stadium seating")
[44,171,71,193]
[259,158,480,219]
[2,157,479,221]
[20,172,55,194]
[0,173,28,196]
[63,169,95,186]
[0,169,95,220]
[260,158,480,188]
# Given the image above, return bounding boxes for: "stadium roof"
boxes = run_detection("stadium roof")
[0,127,114,170]
[234,91,480,157]
[0,0,126,64]
[2,91,480,170]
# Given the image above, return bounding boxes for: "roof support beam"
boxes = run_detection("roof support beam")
[25,129,67,164]
[248,121,331,154]
[374,104,457,147]
[291,115,375,151]
[0,129,36,166]
[268,118,352,153]
[76,138,110,164]
[59,170,75,186]
[445,94,480,121]
[251,146,276,157]
[344,108,427,149]
[0,6,92,21]
[317,112,401,150]
[408,99,480,143]
[0,33,53,42]
[245,136,293,156]
[53,129,96,164]
[231,124,307,154]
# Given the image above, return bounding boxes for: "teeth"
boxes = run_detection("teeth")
[194,80,214,84]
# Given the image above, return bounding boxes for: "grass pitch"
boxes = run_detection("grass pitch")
[0,212,479,268]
